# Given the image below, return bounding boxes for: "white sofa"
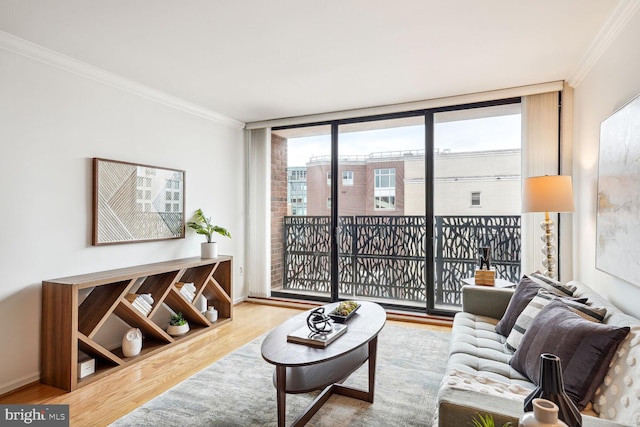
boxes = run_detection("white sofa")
[435,276,639,427]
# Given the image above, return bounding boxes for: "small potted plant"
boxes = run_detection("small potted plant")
[167,312,189,336]
[471,413,512,427]
[187,208,231,258]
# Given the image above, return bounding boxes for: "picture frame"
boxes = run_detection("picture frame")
[92,158,185,245]
[595,93,640,286]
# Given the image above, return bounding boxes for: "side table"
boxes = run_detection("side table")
[461,277,517,288]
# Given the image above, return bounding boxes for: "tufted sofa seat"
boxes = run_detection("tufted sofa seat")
[448,312,533,390]
[435,281,638,427]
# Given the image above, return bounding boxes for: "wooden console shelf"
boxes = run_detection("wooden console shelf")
[41,256,233,391]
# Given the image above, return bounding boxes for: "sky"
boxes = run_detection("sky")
[287,114,522,167]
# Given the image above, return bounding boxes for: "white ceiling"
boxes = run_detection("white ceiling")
[0,0,622,124]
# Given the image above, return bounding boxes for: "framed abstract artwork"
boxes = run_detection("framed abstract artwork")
[595,94,640,286]
[93,158,185,245]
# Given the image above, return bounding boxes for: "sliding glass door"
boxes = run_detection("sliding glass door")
[336,116,426,309]
[432,102,522,311]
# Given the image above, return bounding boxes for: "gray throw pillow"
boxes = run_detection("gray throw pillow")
[509,299,630,410]
[495,273,577,336]
[505,289,606,353]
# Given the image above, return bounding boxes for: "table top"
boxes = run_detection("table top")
[461,277,517,288]
[261,301,386,367]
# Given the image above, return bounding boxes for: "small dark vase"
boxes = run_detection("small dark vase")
[524,353,582,427]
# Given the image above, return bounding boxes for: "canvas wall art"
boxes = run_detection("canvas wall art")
[596,94,640,286]
[93,158,185,245]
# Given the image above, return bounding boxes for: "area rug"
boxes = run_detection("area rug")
[110,325,450,427]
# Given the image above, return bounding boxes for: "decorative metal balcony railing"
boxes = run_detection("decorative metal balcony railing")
[283,215,521,307]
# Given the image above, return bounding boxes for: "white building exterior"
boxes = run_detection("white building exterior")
[405,148,521,216]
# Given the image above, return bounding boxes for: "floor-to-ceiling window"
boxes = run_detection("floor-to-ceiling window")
[271,125,332,299]
[336,116,426,308]
[269,98,522,314]
[431,101,522,312]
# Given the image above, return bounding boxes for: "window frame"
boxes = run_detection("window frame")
[374,168,396,211]
[471,191,481,207]
[342,170,354,186]
[270,96,524,315]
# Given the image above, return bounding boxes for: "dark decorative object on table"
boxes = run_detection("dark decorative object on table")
[306,307,333,334]
[524,353,582,427]
[479,246,491,270]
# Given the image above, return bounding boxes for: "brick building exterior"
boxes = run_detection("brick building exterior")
[305,155,407,216]
[301,149,520,217]
[270,134,287,290]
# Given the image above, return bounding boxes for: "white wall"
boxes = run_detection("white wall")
[572,7,640,318]
[0,45,246,393]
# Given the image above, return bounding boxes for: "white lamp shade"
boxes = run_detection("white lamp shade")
[522,175,575,213]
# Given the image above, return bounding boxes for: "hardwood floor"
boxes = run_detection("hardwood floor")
[0,302,451,426]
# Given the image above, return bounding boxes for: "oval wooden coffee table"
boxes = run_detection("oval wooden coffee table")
[261,301,386,427]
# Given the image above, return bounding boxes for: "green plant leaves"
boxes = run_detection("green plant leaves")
[186,208,231,242]
[169,312,187,326]
[470,413,512,427]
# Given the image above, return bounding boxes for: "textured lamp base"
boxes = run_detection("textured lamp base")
[540,213,557,279]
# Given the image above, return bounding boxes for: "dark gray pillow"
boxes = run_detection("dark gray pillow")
[504,289,606,353]
[495,274,579,336]
[509,299,630,410]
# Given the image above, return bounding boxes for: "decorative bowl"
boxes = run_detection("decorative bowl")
[328,301,360,323]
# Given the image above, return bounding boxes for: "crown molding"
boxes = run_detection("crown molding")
[0,30,245,129]
[567,0,640,88]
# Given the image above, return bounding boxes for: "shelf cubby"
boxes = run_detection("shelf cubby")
[78,279,134,337]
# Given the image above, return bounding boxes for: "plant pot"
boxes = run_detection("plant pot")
[201,242,218,258]
[167,322,189,336]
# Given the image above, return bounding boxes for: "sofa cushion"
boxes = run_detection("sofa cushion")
[448,312,533,390]
[495,273,577,337]
[510,299,630,411]
[505,289,605,353]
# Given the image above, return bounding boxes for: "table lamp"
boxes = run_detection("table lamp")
[522,175,575,279]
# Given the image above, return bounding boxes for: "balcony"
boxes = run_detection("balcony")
[280,215,521,310]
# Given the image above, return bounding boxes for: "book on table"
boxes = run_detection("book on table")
[287,323,348,348]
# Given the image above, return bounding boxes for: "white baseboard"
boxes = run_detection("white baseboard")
[0,299,247,396]
[0,372,40,396]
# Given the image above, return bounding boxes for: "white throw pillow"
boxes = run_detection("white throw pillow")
[592,326,640,425]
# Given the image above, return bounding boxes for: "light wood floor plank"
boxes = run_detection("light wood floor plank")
[0,302,450,427]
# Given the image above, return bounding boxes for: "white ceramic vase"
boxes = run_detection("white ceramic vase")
[122,328,142,357]
[205,306,218,322]
[519,399,569,427]
[167,322,189,336]
[201,242,218,258]
[196,294,208,313]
